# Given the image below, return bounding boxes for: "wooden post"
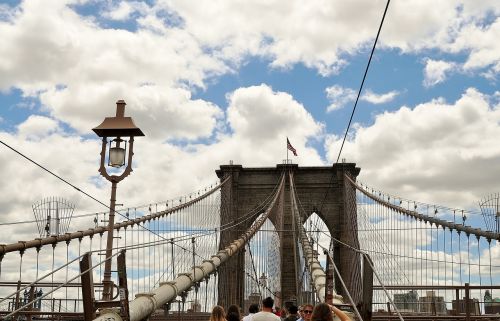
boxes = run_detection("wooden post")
[117,250,130,321]
[465,283,470,321]
[362,254,374,321]
[80,252,96,321]
[13,280,21,320]
[26,285,35,321]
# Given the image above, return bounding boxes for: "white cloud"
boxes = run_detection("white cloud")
[39,84,223,140]
[423,59,456,87]
[325,88,500,208]
[101,1,141,21]
[448,18,500,74]
[164,0,499,76]
[0,0,228,140]
[326,86,399,111]
[362,89,399,104]
[325,85,356,112]
[227,84,323,144]
[0,84,324,245]
[17,115,60,140]
[0,0,497,143]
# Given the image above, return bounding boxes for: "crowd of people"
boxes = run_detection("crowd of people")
[209,297,350,321]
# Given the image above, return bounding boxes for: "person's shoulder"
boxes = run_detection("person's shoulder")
[242,315,253,321]
[269,313,281,320]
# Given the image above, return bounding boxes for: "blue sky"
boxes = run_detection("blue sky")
[0,0,499,233]
[0,1,498,303]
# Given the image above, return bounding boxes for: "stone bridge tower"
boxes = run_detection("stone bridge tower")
[216,163,361,309]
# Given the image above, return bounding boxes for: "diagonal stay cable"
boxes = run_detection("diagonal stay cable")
[317,0,391,218]
[0,139,230,248]
[0,139,110,210]
[336,0,391,162]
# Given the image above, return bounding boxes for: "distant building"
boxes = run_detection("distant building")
[484,290,500,314]
[418,291,447,314]
[394,290,419,312]
[452,297,480,315]
[244,292,262,314]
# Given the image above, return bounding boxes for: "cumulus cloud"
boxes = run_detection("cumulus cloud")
[448,17,500,74]
[227,84,322,140]
[325,85,357,112]
[17,115,60,140]
[101,1,143,21]
[361,89,399,104]
[0,0,498,144]
[326,86,398,111]
[39,84,223,140]
[164,0,500,76]
[423,59,457,87]
[0,84,324,244]
[0,0,228,140]
[325,88,500,208]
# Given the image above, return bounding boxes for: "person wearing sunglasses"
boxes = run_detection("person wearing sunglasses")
[301,304,314,321]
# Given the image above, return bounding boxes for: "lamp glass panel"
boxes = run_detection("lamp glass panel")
[109,147,126,167]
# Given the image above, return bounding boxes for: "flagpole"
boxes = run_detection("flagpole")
[286,137,289,164]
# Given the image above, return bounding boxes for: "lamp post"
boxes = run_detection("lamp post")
[92,100,144,301]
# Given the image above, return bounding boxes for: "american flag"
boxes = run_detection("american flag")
[287,138,297,156]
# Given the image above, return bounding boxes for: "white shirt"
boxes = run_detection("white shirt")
[252,311,281,321]
[243,313,255,321]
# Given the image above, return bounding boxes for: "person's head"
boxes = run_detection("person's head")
[301,304,314,321]
[248,304,259,314]
[226,305,241,321]
[210,305,226,321]
[287,305,298,315]
[298,305,304,318]
[311,303,333,321]
[262,297,274,310]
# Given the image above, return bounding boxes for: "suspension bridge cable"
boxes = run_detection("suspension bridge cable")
[0,139,234,246]
[336,0,391,162]
[0,139,110,209]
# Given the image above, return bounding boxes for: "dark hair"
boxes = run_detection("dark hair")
[227,305,241,321]
[249,304,259,314]
[287,305,298,314]
[311,303,333,321]
[262,297,274,308]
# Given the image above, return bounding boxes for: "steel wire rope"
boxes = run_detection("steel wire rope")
[0,179,229,259]
[312,216,495,271]
[353,193,408,286]
[459,231,463,285]
[0,246,119,305]
[351,178,499,256]
[357,196,399,286]
[95,171,283,306]
[358,180,484,218]
[488,240,493,296]
[312,228,406,320]
[467,234,471,286]
[246,242,262,298]
[477,236,483,313]
[125,172,286,288]
[312,231,500,268]
[3,249,122,320]
[315,0,390,220]
[311,183,412,285]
